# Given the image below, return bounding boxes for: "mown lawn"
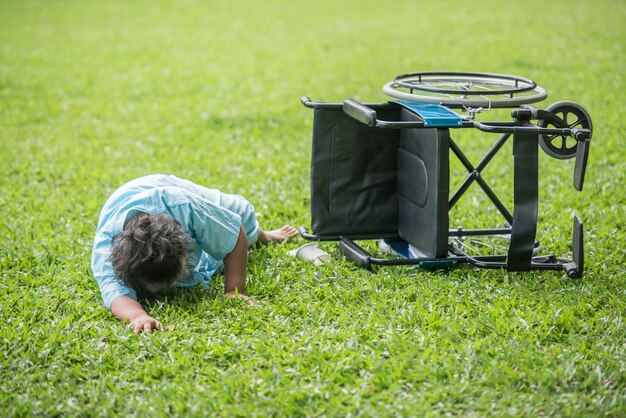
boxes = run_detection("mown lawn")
[1,0,625,416]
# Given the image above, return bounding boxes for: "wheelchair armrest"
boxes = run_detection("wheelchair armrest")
[343,99,377,127]
[339,237,372,270]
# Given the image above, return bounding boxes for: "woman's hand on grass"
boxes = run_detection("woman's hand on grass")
[110,296,163,334]
[225,290,257,306]
[129,313,162,334]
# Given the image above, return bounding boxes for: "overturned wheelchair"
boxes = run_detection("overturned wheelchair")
[300,72,592,278]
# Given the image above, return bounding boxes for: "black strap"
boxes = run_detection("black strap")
[507,128,539,271]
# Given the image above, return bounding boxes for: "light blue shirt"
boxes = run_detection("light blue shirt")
[91,175,260,309]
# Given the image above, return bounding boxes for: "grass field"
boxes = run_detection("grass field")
[1,0,625,416]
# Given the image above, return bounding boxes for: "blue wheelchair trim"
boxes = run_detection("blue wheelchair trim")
[383,238,412,258]
[390,100,464,127]
[383,239,459,269]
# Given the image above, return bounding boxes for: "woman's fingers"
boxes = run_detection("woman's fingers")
[131,318,162,334]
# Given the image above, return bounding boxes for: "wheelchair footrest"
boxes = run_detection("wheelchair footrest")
[564,216,584,279]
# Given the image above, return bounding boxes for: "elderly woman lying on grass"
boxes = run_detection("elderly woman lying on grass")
[91,174,297,334]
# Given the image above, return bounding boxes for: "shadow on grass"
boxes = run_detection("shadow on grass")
[139,282,223,311]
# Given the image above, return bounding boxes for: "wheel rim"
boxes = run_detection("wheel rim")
[383,71,548,108]
[538,101,593,160]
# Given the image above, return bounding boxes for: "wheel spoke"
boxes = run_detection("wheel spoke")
[568,117,583,128]
[474,84,495,92]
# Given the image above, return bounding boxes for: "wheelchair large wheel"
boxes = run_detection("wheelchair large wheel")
[383,71,548,108]
[537,101,593,160]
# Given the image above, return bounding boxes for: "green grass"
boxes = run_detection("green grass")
[1,0,625,416]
